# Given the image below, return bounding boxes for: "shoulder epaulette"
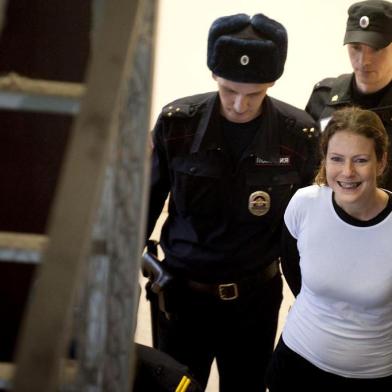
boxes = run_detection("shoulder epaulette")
[161,92,216,119]
[271,97,319,139]
[300,125,318,139]
[312,77,336,91]
[162,102,197,118]
[312,74,352,93]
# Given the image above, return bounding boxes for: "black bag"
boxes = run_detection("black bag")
[133,343,203,392]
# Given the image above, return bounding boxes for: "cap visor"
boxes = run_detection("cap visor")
[344,30,390,49]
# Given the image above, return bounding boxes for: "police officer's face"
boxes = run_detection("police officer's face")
[325,130,386,218]
[348,42,392,94]
[213,75,274,123]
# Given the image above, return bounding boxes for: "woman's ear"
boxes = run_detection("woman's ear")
[378,152,388,176]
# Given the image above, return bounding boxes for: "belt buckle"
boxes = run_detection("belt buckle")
[218,283,239,300]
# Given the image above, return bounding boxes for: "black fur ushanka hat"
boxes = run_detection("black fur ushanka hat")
[207,13,288,83]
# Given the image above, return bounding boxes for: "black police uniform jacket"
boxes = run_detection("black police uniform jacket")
[306,73,392,190]
[147,92,318,283]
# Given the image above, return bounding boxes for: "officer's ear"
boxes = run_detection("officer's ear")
[212,72,218,81]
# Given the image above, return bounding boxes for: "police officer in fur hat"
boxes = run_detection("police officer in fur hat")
[145,12,318,392]
[306,0,392,190]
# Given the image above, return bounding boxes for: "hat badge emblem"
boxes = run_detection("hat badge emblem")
[240,55,250,66]
[359,15,369,29]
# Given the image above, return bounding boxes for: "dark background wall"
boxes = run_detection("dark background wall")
[0,0,91,233]
[0,0,92,361]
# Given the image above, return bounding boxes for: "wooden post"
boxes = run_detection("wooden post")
[103,1,158,389]
[74,1,158,390]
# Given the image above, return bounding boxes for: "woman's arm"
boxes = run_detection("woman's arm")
[280,222,301,297]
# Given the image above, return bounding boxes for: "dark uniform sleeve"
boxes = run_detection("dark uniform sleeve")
[297,118,321,189]
[145,116,171,240]
[145,94,208,241]
[305,78,335,121]
[280,221,301,297]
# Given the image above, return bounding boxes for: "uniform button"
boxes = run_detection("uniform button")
[286,118,295,127]
[189,167,196,173]
[155,366,163,375]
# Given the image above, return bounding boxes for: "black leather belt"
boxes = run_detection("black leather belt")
[185,260,280,301]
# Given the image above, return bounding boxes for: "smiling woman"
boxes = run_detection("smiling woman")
[267,106,392,391]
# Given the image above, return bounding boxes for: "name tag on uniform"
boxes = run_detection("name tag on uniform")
[255,156,291,166]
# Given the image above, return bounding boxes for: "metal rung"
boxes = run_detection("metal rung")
[0,72,85,114]
[0,362,13,390]
[0,91,81,114]
[0,360,78,390]
[0,233,107,264]
[0,232,47,264]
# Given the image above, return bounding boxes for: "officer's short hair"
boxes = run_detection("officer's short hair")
[207,13,287,84]
[344,0,392,49]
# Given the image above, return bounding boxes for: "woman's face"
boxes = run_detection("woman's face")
[325,130,385,214]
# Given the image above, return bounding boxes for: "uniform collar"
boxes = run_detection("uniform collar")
[377,80,392,108]
[329,73,392,109]
[190,94,280,162]
[328,74,353,106]
[190,93,221,153]
[246,97,280,162]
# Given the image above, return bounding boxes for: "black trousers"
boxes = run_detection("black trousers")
[266,337,392,392]
[153,274,283,392]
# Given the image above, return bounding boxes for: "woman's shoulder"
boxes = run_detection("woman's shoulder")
[292,184,330,202]
[285,185,330,233]
[286,185,331,218]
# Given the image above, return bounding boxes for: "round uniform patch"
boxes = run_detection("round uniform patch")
[240,54,250,66]
[248,191,271,216]
[359,15,369,29]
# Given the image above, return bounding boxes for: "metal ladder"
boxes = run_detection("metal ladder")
[0,0,157,390]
